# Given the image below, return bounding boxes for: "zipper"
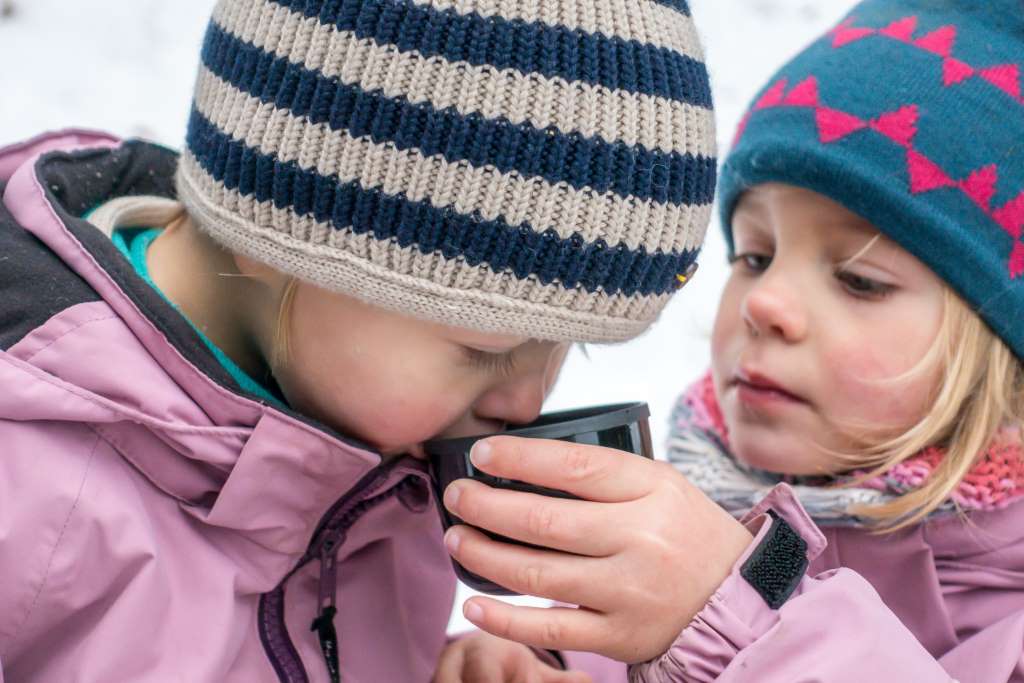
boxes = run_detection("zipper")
[311,538,340,683]
[258,465,422,683]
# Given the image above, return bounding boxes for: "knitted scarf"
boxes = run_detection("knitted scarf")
[667,373,1024,526]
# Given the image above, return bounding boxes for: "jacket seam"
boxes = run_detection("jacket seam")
[88,423,206,506]
[20,312,119,363]
[1,431,102,657]
[0,352,253,439]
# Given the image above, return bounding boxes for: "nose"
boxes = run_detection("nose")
[473,373,546,428]
[741,271,808,342]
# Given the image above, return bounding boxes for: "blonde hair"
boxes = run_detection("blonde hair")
[272,278,299,369]
[839,288,1024,531]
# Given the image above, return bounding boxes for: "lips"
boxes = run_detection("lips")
[733,369,807,404]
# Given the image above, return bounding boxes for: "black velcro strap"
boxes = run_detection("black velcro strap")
[740,511,809,609]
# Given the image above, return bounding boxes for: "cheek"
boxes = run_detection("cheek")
[347,391,464,451]
[282,344,472,451]
[822,328,937,428]
[710,282,744,376]
[273,298,474,452]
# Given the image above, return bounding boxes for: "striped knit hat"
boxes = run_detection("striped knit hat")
[719,0,1024,358]
[176,0,716,343]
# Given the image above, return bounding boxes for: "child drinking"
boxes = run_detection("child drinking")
[0,0,715,680]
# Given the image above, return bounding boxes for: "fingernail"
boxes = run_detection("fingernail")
[444,529,461,554]
[470,439,493,467]
[464,601,484,623]
[444,483,462,511]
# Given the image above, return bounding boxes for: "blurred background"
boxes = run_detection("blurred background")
[0,0,858,633]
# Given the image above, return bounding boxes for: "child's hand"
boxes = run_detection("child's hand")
[442,436,754,664]
[433,631,591,683]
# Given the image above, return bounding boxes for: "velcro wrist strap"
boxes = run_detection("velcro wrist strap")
[740,511,809,609]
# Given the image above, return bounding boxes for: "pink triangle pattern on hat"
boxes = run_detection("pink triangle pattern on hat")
[738,73,1024,279]
[830,16,1024,103]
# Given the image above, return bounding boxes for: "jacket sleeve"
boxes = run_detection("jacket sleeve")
[628,484,975,683]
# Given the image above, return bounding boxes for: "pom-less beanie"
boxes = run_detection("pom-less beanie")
[177,0,716,342]
[719,0,1024,358]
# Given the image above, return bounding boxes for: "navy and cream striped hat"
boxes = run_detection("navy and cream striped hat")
[177,0,715,342]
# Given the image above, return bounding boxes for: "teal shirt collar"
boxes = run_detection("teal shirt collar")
[110,227,287,408]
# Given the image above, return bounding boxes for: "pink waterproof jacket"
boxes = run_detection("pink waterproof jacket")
[0,130,626,683]
[0,130,457,682]
[633,483,1024,682]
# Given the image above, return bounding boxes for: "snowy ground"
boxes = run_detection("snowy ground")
[0,0,857,634]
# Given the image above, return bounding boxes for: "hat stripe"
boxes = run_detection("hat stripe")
[192,67,709,253]
[353,0,703,58]
[647,0,691,16]
[201,22,717,207]
[265,0,712,107]
[213,0,715,158]
[186,107,699,297]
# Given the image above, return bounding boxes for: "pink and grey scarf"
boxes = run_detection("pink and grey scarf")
[667,373,1024,526]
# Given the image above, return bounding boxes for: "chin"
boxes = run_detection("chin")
[730,433,830,476]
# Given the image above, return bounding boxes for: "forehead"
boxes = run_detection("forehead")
[734,183,884,244]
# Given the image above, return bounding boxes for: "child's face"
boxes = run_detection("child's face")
[271,288,570,459]
[711,183,945,475]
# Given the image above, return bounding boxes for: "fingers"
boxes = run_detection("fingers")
[431,645,466,683]
[469,436,657,503]
[446,525,610,607]
[541,666,593,683]
[463,597,609,656]
[443,478,622,556]
[432,634,592,683]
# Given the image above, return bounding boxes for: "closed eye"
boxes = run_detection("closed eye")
[463,348,518,376]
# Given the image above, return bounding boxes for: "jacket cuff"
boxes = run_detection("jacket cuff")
[628,484,826,683]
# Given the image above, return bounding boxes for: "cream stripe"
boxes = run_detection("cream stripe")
[404,0,704,62]
[178,154,673,342]
[194,67,711,254]
[211,0,716,160]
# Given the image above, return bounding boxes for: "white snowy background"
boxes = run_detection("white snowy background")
[0,0,858,634]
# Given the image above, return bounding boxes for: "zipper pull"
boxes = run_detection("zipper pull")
[311,604,340,683]
[312,536,342,682]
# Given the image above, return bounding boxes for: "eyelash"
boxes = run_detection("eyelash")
[464,348,518,376]
[729,252,897,300]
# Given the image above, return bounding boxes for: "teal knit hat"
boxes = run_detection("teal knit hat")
[718,0,1024,358]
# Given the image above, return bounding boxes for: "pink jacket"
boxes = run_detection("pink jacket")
[0,130,459,681]
[633,483,1024,682]
[0,130,626,683]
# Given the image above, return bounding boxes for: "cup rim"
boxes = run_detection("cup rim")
[423,401,650,456]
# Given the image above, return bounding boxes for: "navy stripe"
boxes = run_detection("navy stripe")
[647,0,691,16]
[201,23,717,207]
[268,0,711,108]
[186,108,698,298]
